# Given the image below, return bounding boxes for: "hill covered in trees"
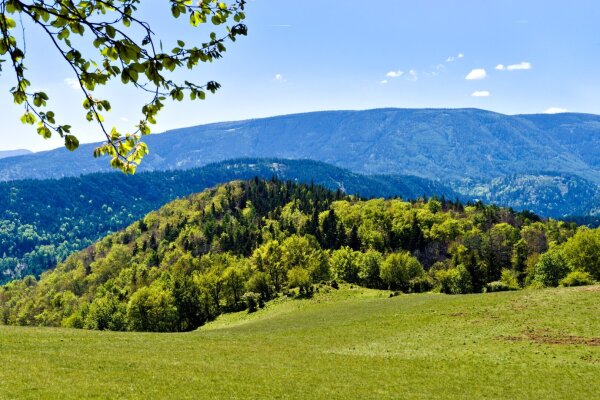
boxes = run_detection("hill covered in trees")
[456,173,600,218]
[0,159,458,284]
[2,159,598,286]
[2,179,598,332]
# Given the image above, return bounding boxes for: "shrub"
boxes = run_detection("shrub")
[532,250,571,287]
[62,306,86,329]
[358,250,383,288]
[485,281,517,292]
[499,269,520,290]
[560,271,594,287]
[245,272,272,301]
[242,292,262,313]
[287,268,311,293]
[380,252,424,291]
[455,264,473,294]
[409,275,434,293]
[126,286,178,332]
[435,268,460,294]
[84,295,127,331]
[561,228,600,281]
[429,261,450,273]
[330,247,360,283]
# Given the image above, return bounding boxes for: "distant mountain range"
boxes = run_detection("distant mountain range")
[1,108,599,218]
[0,149,31,160]
[2,108,600,182]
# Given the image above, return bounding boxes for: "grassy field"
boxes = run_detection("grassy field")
[1,285,599,399]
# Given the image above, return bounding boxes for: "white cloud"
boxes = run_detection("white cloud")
[386,70,404,78]
[380,79,388,84]
[407,69,418,81]
[497,62,532,71]
[465,68,487,80]
[274,74,284,82]
[64,78,80,90]
[446,53,464,62]
[544,107,568,114]
[507,62,532,70]
[472,90,491,97]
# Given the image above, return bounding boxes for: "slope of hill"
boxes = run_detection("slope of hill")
[519,113,600,170]
[1,286,598,399]
[1,108,599,183]
[0,159,458,283]
[3,178,598,334]
[2,157,600,285]
[0,149,32,160]
[455,173,600,218]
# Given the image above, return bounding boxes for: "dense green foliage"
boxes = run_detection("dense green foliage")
[2,178,597,332]
[1,0,247,171]
[0,158,460,284]
[1,286,599,399]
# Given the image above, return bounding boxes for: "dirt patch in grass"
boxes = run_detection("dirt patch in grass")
[581,354,600,364]
[576,285,600,292]
[501,329,600,347]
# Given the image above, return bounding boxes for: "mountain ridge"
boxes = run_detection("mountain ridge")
[2,108,600,184]
[0,149,32,160]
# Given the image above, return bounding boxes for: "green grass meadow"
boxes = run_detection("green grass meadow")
[1,285,598,399]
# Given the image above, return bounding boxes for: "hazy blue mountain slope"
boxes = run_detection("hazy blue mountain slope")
[455,173,600,218]
[0,150,32,160]
[1,108,599,183]
[519,113,600,170]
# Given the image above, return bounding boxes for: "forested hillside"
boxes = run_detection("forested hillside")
[0,159,458,284]
[520,113,600,170]
[2,179,597,332]
[456,173,600,218]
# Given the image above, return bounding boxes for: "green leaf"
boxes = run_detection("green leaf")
[64,135,79,151]
[37,125,52,139]
[20,112,37,125]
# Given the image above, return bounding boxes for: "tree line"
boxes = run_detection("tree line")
[1,178,598,332]
[0,158,463,284]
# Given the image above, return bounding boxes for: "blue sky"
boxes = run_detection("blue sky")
[1,0,600,151]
